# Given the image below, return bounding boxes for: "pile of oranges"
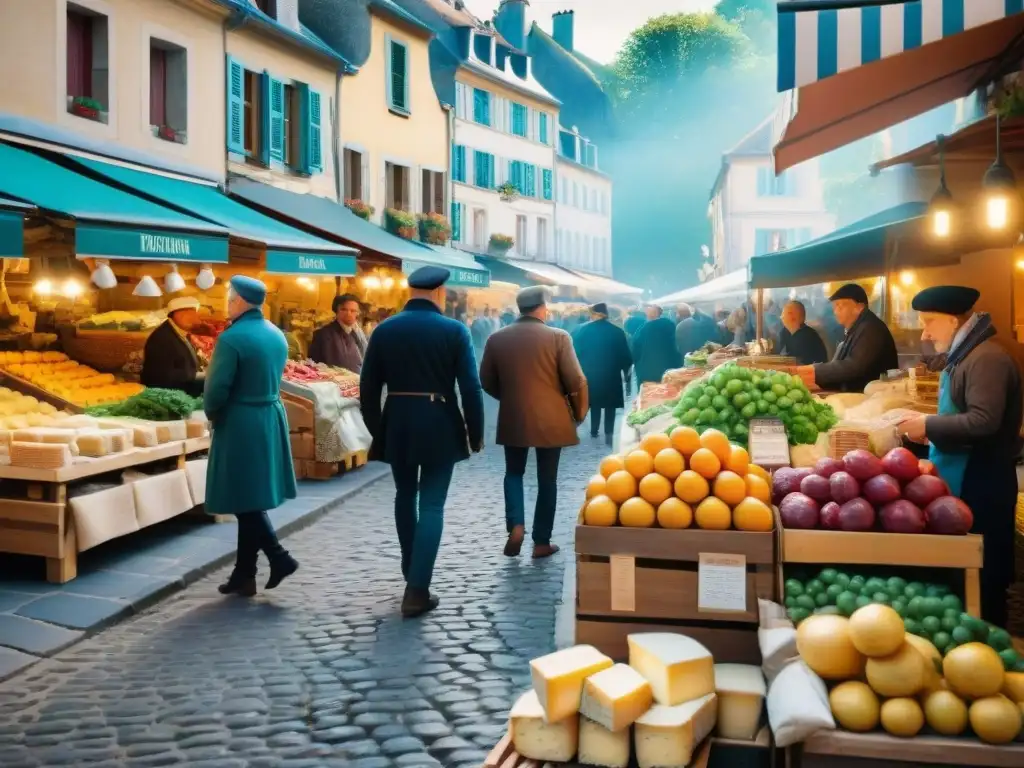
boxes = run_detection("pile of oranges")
[582,426,774,532]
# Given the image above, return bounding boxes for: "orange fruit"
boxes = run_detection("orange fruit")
[674,470,710,505]
[713,470,747,507]
[653,447,685,480]
[585,474,607,500]
[733,496,774,532]
[669,426,701,457]
[640,432,672,458]
[600,454,625,478]
[657,497,693,529]
[689,447,722,479]
[747,464,771,483]
[624,449,655,479]
[619,497,656,528]
[584,495,618,526]
[605,470,638,504]
[725,445,750,476]
[699,428,732,464]
[639,473,673,506]
[745,473,772,505]
[694,496,732,530]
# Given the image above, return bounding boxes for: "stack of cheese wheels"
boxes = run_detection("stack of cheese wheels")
[508,633,767,766]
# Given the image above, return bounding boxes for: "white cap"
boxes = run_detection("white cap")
[166,296,200,314]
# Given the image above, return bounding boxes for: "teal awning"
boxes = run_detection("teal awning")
[70,156,356,262]
[748,202,928,290]
[0,143,229,262]
[264,251,357,276]
[405,245,490,288]
[0,196,31,258]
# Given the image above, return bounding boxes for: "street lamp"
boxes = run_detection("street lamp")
[929,136,954,238]
[982,113,1017,231]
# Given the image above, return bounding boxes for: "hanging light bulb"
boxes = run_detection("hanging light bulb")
[982,113,1017,231]
[400,278,409,288]
[164,264,186,294]
[61,278,83,299]
[899,270,914,286]
[382,277,395,289]
[929,135,955,238]
[196,265,216,291]
[33,278,53,296]
[133,275,162,297]
[90,260,117,289]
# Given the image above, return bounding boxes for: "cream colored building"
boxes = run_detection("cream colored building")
[555,126,611,276]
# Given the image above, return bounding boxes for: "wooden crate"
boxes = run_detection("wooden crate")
[293,449,368,481]
[791,730,1024,768]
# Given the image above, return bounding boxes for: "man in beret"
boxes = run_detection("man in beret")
[572,302,633,445]
[206,276,299,598]
[141,296,207,397]
[480,286,588,559]
[899,285,1022,627]
[360,266,485,618]
[796,283,898,392]
[632,304,682,384]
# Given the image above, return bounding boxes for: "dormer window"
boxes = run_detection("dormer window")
[473,32,492,65]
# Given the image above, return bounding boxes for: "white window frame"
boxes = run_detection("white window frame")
[141,22,194,157]
[57,0,117,138]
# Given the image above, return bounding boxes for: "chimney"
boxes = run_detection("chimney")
[276,0,300,31]
[494,0,529,51]
[552,9,573,52]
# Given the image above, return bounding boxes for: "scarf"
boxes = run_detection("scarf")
[944,313,995,371]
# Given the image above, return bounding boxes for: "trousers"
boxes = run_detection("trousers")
[589,406,617,436]
[391,462,455,590]
[504,446,561,546]
[234,511,288,578]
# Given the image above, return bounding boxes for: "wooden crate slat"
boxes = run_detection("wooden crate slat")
[782,530,983,569]
[483,733,513,768]
[800,730,1024,767]
[0,498,63,525]
[0,524,63,558]
[575,524,775,564]
[575,619,761,664]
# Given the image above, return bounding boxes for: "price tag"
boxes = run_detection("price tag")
[609,554,636,612]
[748,417,790,468]
[698,553,747,613]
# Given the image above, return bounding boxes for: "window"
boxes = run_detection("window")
[473,88,490,126]
[510,102,527,137]
[386,36,410,114]
[559,130,576,161]
[283,84,302,166]
[539,113,549,145]
[516,215,527,254]
[66,4,109,121]
[572,182,580,207]
[584,143,597,169]
[537,218,548,257]
[452,144,466,183]
[385,162,410,211]
[508,160,524,192]
[451,202,463,242]
[422,169,445,214]
[757,167,792,196]
[254,0,277,15]
[344,148,364,201]
[243,70,261,157]
[559,177,567,203]
[754,229,785,256]
[542,168,553,201]
[473,150,494,189]
[600,190,608,215]
[524,164,536,197]
[149,39,188,141]
[473,208,487,248]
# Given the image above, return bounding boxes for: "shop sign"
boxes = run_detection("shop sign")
[403,260,490,288]
[76,224,229,263]
[0,209,23,258]
[265,250,357,276]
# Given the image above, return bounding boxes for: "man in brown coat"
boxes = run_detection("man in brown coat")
[480,286,588,559]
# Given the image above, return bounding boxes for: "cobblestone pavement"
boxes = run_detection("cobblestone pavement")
[0,405,615,768]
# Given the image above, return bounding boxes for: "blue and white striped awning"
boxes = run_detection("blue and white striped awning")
[778,0,1024,92]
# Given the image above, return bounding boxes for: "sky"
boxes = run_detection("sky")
[462,0,718,64]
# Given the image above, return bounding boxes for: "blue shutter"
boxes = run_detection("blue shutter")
[451,202,462,242]
[268,77,285,163]
[475,150,493,188]
[259,72,272,165]
[387,38,409,112]
[452,144,466,183]
[524,164,536,197]
[509,160,523,190]
[756,168,769,196]
[487,154,495,187]
[542,169,552,200]
[226,56,245,154]
[539,113,548,144]
[511,103,527,136]
[473,89,490,126]
[754,229,770,256]
[307,89,322,173]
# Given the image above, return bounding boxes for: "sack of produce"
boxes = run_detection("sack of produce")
[758,599,799,685]
[823,393,868,418]
[766,660,835,746]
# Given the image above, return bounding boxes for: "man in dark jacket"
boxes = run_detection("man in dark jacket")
[797,283,898,392]
[360,267,485,618]
[899,286,1022,628]
[779,300,828,364]
[141,296,205,397]
[676,306,720,358]
[624,307,647,339]
[632,304,682,383]
[308,293,366,372]
[573,303,632,445]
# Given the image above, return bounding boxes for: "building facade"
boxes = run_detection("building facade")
[554,125,611,276]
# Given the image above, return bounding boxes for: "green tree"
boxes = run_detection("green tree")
[715,0,777,54]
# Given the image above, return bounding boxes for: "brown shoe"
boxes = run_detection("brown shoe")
[218,576,256,597]
[532,544,561,559]
[504,525,525,557]
[401,587,439,618]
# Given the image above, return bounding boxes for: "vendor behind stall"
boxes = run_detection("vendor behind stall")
[797,283,898,392]
[899,286,1022,628]
[140,296,205,397]
[779,300,828,364]
[308,293,366,373]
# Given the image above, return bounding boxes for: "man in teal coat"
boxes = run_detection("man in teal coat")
[206,275,298,597]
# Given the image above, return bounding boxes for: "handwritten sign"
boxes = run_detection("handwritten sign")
[609,554,636,612]
[698,553,747,613]
[748,417,790,468]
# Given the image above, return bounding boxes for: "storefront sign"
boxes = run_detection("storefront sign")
[0,209,23,258]
[265,250,357,276]
[76,224,229,263]
[403,260,490,288]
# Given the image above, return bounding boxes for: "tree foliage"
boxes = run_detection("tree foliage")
[715,0,777,54]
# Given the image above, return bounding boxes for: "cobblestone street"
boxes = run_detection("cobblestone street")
[0,407,613,768]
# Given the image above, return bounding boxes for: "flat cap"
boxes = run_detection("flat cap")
[911,285,980,315]
[408,265,450,290]
[166,296,200,314]
[829,283,869,304]
[516,285,550,312]
[229,275,267,305]
[590,302,608,316]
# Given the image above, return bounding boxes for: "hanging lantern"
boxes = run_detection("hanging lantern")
[164,264,186,293]
[133,275,162,297]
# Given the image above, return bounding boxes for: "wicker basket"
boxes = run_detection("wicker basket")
[828,427,872,459]
[736,355,797,370]
[58,326,151,372]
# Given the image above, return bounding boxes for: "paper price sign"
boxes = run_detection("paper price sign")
[748,417,790,468]
[697,553,747,613]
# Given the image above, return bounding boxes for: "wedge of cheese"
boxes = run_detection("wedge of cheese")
[530,644,613,723]
[634,692,717,768]
[714,663,766,740]
[578,715,630,768]
[509,690,578,762]
[628,633,715,706]
[580,663,653,732]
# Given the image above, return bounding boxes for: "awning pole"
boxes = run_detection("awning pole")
[756,288,764,342]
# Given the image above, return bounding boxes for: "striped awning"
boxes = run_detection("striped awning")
[778,0,1024,92]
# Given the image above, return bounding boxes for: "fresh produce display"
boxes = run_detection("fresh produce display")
[626,403,671,426]
[783,567,1022,670]
[283,360,327,383]
[86,388,202,421]
[798,603,1024,743]
[0,387,60,429]
[77,310,164,331]
[0,352,143,407]
[774,447,974,535]
[582,427,775,532]
[284,361,360,399]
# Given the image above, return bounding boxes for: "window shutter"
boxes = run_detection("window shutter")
[259,72,273,165]
[452,143,465,182]
[361,152,371,203]
[225,56,245,154]
[268,77,285,162]
[487,154,495,188]
[756,168,769,196]
[542,169,552,200]
[388,38,408,112]
[524,164,536,197]
[297,84,322,174]
[451,201,462,242]
[539,113,548,144]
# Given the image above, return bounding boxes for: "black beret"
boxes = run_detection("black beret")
[408,265,450,290]
[828,283,869,304]
[911,285,980,315]
[590,302,608,315]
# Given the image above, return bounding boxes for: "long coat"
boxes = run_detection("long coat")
[632,316,682,384]
[480,316,589,448]
[675,311,719,358]
[359,298,484,467]
[204,308,296,516]
[572,318,631,409]
[141,320,204,397]
[814,308,898,392]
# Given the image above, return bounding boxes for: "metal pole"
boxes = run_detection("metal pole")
[756,288,764,341]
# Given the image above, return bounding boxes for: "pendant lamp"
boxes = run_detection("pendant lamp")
[164,264,186,293]
[982,113,1017,231]
[928,135,954,238]
[133,275,162,297]
[196,265,216,290]
[90,260,117,289]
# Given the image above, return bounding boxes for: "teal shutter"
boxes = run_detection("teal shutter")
[268,77,285,163]
[542,169,552,200]
[473,89,490,126]
[297,84,322,174]
[474,151,494,188]
[524,164,536,197]
[511,103,526,136]
[388,40,409,112]
[226,56,245,154]
[451,202,462,242]
[486,154,495,187]
[539,113,548,144]
[452,144,466,182]
[508,160,523,190]
[756,168,770,195]
[259,72,272,165]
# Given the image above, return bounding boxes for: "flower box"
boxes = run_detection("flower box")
[496,182,520,202]
[417,212,452,245]
[68,96,107,124]
[345,199,374,221]
[384,208,417,240]
[489,233,514,255]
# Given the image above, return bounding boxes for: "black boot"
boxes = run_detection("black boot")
[265,555,299,590]
[401,586,439,618]
[218,574,256,597]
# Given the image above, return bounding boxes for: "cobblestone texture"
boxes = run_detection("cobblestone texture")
[0,405,613,767]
